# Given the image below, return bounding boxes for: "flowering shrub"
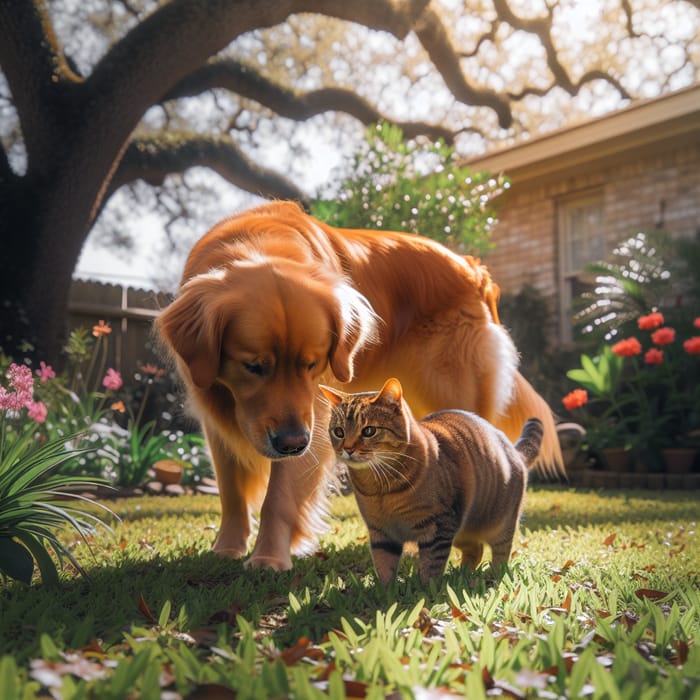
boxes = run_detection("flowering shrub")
[311,122,509,254]
[2,321,212,488]
[563,312,700,463]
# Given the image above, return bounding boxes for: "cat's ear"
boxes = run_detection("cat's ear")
[319,384,343,407]
[375,377,403,406]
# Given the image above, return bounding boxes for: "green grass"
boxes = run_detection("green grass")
[1,486,699,699]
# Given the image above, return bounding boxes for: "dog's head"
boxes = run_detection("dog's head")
[157,258,377,460]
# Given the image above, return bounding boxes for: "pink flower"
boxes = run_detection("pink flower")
[611,337,642,357]
[651,327,676,346]
[0,387,17,412]
[27,400,48,424]
[8,363,33,394]
[1,364,33,411]
[638,312,664,330]
[644,348,664,365]
[35,361,56,382]
[684,337,700,355]
[102,368,123,391]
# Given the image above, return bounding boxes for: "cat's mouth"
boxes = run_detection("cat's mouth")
[343,455,372,469]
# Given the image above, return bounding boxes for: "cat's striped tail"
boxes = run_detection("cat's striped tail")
[514,418,544,468]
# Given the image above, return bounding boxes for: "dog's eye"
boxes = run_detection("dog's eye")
[242,361,264,376]
[332,427,344,439]
[361,426,376,438]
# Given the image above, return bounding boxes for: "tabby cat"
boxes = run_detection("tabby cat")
[319,378,542,585]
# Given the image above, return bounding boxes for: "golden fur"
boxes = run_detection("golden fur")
[156,200,564,570]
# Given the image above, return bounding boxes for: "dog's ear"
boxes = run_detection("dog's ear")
[329,283,379,383]
[156,280,227,390]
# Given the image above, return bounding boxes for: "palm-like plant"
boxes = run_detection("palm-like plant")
[0,363,115,585]
[573,229,700,343]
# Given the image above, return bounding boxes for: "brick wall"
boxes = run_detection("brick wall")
[483,141,700,344]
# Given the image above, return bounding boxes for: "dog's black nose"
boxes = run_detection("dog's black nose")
[270,429,310,456]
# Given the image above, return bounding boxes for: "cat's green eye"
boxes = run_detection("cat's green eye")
[333,427,344,439]
[361,426,377,438]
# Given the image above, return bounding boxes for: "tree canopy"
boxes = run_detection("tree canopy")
[0,0,698,361]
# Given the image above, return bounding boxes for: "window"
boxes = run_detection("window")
[557,192,606,343]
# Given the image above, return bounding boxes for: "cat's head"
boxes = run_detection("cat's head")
[319,378,410,469]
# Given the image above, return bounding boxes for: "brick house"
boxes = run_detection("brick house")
[467,83,700,346]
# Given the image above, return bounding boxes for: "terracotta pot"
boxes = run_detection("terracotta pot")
[153,459,184,485]
[600,447,633,472]
[661,448,697,474]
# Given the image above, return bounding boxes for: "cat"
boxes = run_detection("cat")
[319,378,542,585]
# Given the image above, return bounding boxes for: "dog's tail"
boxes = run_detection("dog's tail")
[496,372,566,481]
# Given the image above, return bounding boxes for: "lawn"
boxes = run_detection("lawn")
[1,486,699,699]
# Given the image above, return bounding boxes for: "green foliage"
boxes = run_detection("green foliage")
[0,489,698,697]
[0,426,114,585]
[574,229,700,343]
[311,122,509,254]
[98,420,171,487]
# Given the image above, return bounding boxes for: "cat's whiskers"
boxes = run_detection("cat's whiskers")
[371,453,415,492]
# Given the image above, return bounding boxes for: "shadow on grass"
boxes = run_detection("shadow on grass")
[0,532,507,669]
[523,484,700,531]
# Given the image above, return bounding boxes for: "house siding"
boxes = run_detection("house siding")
[482,140,700,343]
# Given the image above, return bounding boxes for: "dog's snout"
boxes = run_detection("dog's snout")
[270,428,310,456]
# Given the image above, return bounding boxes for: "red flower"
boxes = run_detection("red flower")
[644,348,664,365]
[611,337,642,357]
[694,318,700,329]
[683,337,700,355]
[562,389,589,410]
[651,327,676,346]
[638,312,664,330]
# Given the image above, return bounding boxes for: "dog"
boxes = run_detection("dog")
[157,200,564,570]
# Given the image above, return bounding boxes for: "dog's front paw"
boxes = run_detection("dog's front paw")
[212,545,247,559]
[245,554,293,571]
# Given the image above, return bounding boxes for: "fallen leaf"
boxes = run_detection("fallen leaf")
[620,610,640,631]
[635,588,668,601]
[279,636,312,666]
[451,606,468,622]
[137,594,157,623]
[186,683,237,699]
[603,533,617,547]
[670,640,689,666]
[344,679,369,698]
[413,608,436,635]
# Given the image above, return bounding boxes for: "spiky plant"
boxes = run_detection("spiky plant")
[0,363,115,585]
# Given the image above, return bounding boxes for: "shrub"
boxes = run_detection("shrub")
[311,122,508,254]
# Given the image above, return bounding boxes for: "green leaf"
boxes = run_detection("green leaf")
[158,600,172,628]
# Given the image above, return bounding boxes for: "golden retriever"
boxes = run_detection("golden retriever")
[157,200,563,570]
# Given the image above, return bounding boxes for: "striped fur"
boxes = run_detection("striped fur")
[320,378,537,585]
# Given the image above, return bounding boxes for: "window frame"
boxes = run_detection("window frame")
[556,190,606,344]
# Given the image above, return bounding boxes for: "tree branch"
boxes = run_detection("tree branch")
[164,59,456,143]
[111,133,310,205]
[412,5,513,129]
